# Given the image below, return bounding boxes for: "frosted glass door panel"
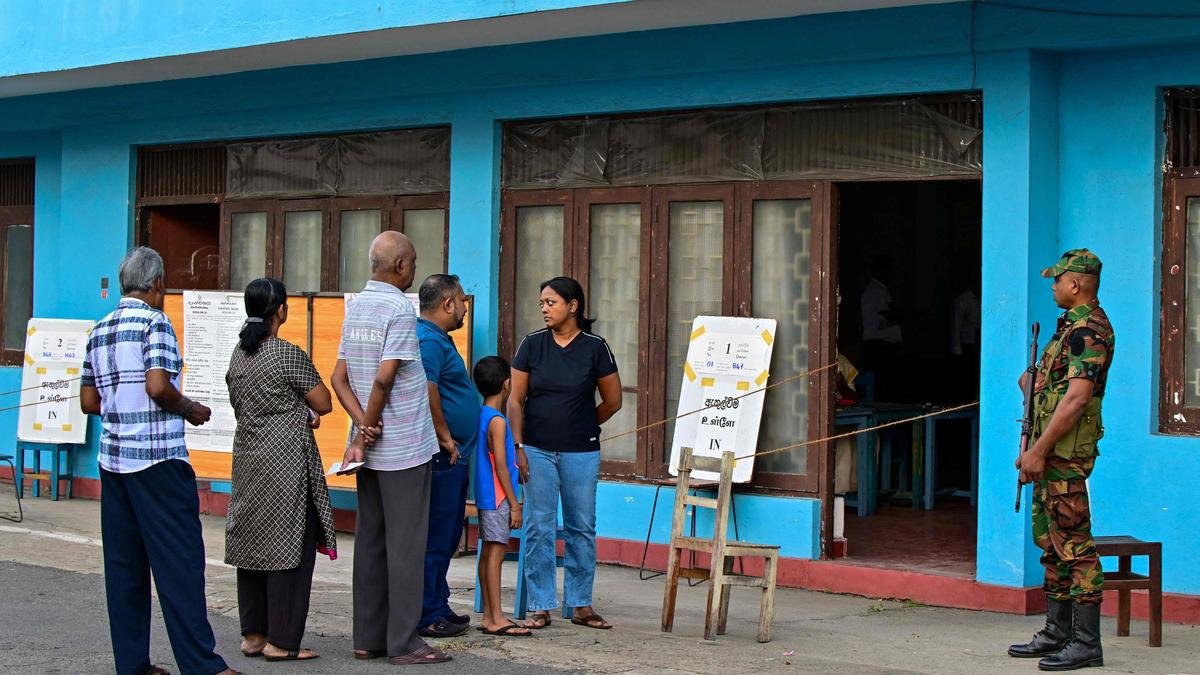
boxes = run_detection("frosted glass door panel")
[230,212,268,292]
[752,199,812,475]
[589,203,641,462]
[340,210,382,292]
[514,206,564,342]
[283,210,322,292]
[404,208,446,284]
[665,201,723,445]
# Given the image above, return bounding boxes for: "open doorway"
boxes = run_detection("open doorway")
[834,180,981,577]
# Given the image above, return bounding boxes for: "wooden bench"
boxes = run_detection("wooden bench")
[1094,535,1161,647]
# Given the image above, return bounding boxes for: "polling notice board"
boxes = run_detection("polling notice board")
[17,318,94,445]
[668,316,777,484]
[179,291,245,453]
[165,290,472,489]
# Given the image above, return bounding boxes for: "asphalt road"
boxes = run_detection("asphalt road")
[0,561,573,674]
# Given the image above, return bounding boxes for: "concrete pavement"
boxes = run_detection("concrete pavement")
[1,496,1197,674]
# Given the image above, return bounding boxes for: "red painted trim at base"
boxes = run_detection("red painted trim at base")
[46,478,1200,625]
[598,536,1200,625]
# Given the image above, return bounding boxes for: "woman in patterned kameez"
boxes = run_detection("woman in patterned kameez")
[224,277,338,662]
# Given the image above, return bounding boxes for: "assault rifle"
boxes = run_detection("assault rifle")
[1015,322,1040,513]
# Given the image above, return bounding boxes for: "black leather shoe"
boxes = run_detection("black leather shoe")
[1009,598,1072,658]
[445,610,471,625]
[1039,602,1104,671]
[419,618,470,638]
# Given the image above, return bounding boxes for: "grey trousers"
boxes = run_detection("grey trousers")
[353,462,432,656]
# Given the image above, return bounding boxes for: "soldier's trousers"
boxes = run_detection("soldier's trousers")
[1031,458,1103,604]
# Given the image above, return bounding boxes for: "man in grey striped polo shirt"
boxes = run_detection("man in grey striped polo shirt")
[331,231,448,666]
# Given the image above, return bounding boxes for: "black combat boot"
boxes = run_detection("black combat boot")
[1038,602,1104,671]
[1008,597,1072,658]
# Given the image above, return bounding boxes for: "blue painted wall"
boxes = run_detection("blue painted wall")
[0,0,627,77]
[3,1,1200,595]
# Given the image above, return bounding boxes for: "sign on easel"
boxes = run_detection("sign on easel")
[17,318,94,444]
[668,316,777,484]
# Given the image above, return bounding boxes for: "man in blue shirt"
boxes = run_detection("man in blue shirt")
[415,274,478,637]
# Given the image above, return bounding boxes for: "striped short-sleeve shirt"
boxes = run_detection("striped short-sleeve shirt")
[338,280,437,471]
[81,297,189,474]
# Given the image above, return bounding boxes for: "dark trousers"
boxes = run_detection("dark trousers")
[236,504,318,650]
[101,461,227,675]
[354,462,432,656]
[421,454,470,627]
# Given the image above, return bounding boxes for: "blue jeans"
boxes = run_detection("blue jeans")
[523,446,599,611]
[420,452,470,627]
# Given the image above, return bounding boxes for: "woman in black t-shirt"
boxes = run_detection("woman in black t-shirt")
[508,276,622,631]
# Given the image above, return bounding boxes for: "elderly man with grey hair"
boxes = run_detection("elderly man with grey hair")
[80,246,238,675]
[331,231,448,665]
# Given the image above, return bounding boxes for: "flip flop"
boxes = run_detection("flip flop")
[263,649,319,662]
[571,613,613,630]
[147,667,172,675]
[387,644,452,665]
[354,649,386,660]
[481,622,534,637]
[523,612,552,629]
[239,648,263,658]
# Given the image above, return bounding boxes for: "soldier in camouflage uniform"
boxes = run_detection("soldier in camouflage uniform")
[1008,249,1113,671]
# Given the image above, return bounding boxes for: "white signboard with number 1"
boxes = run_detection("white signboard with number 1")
[668,316,777,484]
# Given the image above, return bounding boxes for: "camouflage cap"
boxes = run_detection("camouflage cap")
[1041,248,1102,278]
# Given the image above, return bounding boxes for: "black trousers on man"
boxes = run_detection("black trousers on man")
[236,504,319,651]
[101,460,228,675]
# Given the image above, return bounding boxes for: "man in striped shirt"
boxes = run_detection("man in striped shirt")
[331,231,448,666]
[80,247,237,675]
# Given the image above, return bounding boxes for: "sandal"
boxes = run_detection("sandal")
[146,667,171,675]
[263,648,319,662]
[388,644,452,665]
[571,612,613,629]
[239,648,263,658]
[481,622,533,637]
[354,649,386,660]
[523,611,552,629]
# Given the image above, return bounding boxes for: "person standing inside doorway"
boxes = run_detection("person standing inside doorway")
[416,273,477,638]
[331,231,450,665]
[860,255,903,399]
[1008,249,1113,671]
[79,246,237,675]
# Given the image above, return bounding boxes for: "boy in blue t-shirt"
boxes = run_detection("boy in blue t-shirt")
[472,356,532,637]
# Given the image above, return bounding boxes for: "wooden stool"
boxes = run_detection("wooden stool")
[1094,535,1161,647]
[660,449,778,643]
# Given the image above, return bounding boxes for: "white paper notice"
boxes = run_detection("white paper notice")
[181,291,245,453]
[33,368,74,426]
[688,331,767,378]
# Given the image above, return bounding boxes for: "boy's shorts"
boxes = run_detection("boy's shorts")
[479,499,512,544]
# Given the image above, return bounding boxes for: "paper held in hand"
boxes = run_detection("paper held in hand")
[325,461,365,476]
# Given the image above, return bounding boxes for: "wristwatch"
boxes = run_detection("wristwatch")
[514,442,524,450]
